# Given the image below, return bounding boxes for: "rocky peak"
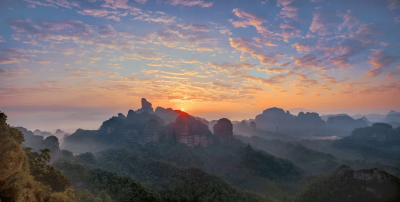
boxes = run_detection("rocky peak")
[118,113,126,119]
[141,98,152,108]
[43,135,61,161]
[213,118,233,145]
[136,98,154,114]
[213,118,233,136]
[250,121,256,129]
[169,111,212,147]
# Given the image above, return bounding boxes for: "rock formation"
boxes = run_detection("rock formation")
[213,118,233,145]
[169,111,212,147]
[250,121,256,130]
[118,113,126,119]
[155,107,179,124]
[16,127,44,151]
[255,108,325,134]
[42,136,62,161]
[136,98,154,114]
[386,110,400,122]
[326,115,368,132]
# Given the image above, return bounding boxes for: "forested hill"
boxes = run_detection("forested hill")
[0,112,77,202]
[3,105,400,202]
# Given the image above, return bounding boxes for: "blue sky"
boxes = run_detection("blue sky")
[0,0,400,132]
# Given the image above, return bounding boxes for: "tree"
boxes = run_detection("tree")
[24,147,71,192]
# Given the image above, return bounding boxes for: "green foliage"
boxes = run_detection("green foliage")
[294,166,400,202]
[240,144,303,181]
[54,158,162,202]
[0,120,57,202]
[61,150,74,159]
[0,111,7,122]
[24,147,71,192]
[48,189,76,202]
[76,152,97,165]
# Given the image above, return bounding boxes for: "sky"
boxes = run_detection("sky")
[0,0,400,132]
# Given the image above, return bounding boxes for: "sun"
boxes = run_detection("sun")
[181,108,185,111]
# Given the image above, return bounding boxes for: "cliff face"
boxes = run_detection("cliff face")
[329,166,400,201]
[169,112,212,147]
[296,165,400,202]
[213,118,233,145]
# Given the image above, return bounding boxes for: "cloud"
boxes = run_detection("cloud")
[359,82,400,94]
[229,37,279,65]
[98,25,115,37]
[327,41,365,69]
[0,36,5,43]
[253,37,278,47]
[309,10,338,36]
[67,74,92,79]
[219,28,233,35]
[293,73,318,88]
[395,16,400,23]
[160,70,198,76]
[101,0,132,10]
[292,43,312,53]
[142,69,159,74]
[136,15,177,24]
[165,0,214,7]
[177,24,211,32]
[276,0,294,7]
[257,67,290,74]
[137,51,163,60]
[35,60,51,64]
[230,8,270,35]
[0,68,30,80]
[135,0,148,3]
[89,57,102,60]
[386,71,400,78]
[0,58,20,65]
[78,8,118,18]
[279,5,299,20]
[196,46,214,52]
[349,23,380,45]
[208,62,257,72]
[292,54,324,70]
[316,74,346,84]
[338,10,358,31]
[23,0,75,9]
[367,49,399,77]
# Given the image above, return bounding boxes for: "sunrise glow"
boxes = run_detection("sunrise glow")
[0,0,400,131]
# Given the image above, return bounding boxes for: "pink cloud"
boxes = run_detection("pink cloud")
[338,10,358,31]
[135,0,147,4]
[0,58,20,65]
[229,37,280,66]
[165,0,214,7]
[208,62,257,72]
[292,43,312,53]
[230,8,270,35]
[367,49,399,77]
[276,0,294,7]
[292,54,324,70]
[177,24,211,32]
[257,67,290,74]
